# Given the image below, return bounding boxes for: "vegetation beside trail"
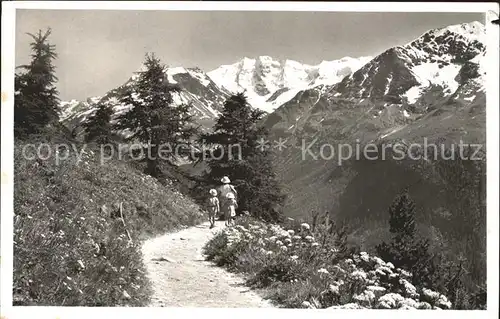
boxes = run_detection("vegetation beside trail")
[13,131,206,306]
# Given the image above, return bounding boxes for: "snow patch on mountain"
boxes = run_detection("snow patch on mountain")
[433,20,485,43]
[166,67,187,83]
[404,86,422,104]
[410,63,462,94]
[186,69,211,86]
[208,55,372,113]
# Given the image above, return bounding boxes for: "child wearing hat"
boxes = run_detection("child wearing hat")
[218,176,237,221]
[207,189,220,229]
[225,192,238,227]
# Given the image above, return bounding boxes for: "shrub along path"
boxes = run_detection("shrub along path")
[142,220,273,307]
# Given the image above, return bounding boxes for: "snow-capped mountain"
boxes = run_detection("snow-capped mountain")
[332,20,485,105]
[265,21,487,219]
[59,55,372,135]
[265,21,486,142]
[60,66,232,136]
[207,55,372,113]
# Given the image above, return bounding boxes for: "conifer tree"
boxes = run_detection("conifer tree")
[376,191,437,288]
[83,103,113,144]
[200,93,285,222]
[15,28,60,137]
[114,53,198,177]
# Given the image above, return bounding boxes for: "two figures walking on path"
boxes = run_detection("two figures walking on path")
[207,176,238,229]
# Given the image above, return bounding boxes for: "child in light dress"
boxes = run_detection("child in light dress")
[207,189,220,229]
[225,192,238,227]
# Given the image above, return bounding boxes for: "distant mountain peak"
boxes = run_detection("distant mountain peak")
[434,21,485,38]
[207,55,371,112]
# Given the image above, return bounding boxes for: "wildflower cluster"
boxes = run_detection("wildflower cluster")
[203,216,452,309]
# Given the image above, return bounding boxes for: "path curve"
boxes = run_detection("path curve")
[142,220,273,307]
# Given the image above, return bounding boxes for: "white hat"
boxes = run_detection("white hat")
[221,176,231,184]
[209,189,217,196]
[226,192,235,199]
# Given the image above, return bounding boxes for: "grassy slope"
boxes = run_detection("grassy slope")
[13,131,206,306]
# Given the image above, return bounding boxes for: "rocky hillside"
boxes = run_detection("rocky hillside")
[59,66,233,137]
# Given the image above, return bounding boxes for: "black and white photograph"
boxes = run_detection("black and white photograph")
[1,2,499,318]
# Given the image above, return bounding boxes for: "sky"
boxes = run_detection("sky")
[15,10,484,101]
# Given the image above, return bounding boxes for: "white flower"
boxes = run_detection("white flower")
[275,240,283,246]
[399,298,418,309]
[397,268,412,278]
[300,223,310,231]
[311,242,319,247]
[287,229,295,236]
[333,279,345,287]
[386,262,395,269]
[353,290,376,305]
[377,293,405,309]
[436,294,452,309]
[77,260,85,269]
[359,251,370,262]
[351,270,367,281]
[292,235,302,240]
[122,290,131,299]
[370,256,385,266]
[236,225,247,232]
[329,284,340,295]
[422,288,441,301]
[268,236,277,242]
[280,246,288,252]
[284,238,292,244]
[375,265,393,275]
[317,268,329,275]
[304,235,314,242]
[400,279,419,298]
[290,255,299,260]
[417,302,432,309]
[332,265,346,274]
[366,285,386,297]
[266,251,274,255]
